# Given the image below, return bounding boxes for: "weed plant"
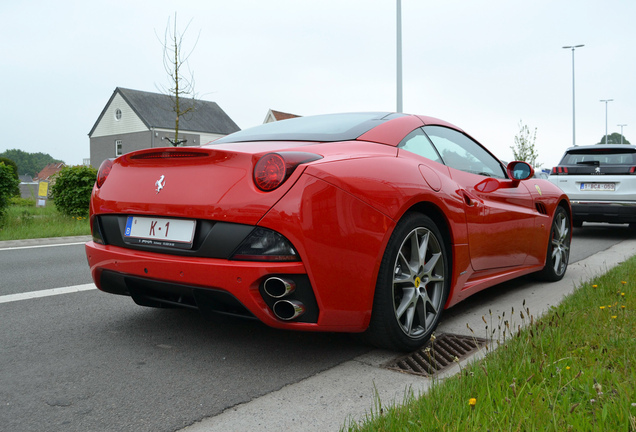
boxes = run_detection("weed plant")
[0,202,89,241]
[345,256,636,432]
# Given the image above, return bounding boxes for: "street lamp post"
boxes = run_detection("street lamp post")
[563,45,584,147]
[600,99,614,144]
[618,124,627,144]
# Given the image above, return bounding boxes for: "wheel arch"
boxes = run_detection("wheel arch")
[375,200,455,311]
[399,201,454,275]
[362,205,453,350]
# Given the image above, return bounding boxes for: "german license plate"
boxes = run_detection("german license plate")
[124,216,195,248]
[580,183,615,191]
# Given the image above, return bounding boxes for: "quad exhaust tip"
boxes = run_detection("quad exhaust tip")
[273,300,305,321]
[263,277,296,298]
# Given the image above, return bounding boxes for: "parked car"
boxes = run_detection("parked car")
[549,144,636,228]
[86,112,571,351]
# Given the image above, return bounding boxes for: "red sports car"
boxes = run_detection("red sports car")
[85,112,571,351]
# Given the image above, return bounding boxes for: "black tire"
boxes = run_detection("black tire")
[535,206,571,281]
[363,212,450,351]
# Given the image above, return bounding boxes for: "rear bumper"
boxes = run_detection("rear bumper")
[571,201,636,223]
[85,241,368,332]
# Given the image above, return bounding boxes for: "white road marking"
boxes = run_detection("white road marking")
[0,242,86,251]
[0,284,96,304]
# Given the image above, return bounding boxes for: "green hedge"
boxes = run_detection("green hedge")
[50,165,97,217]
[0,162,20,218]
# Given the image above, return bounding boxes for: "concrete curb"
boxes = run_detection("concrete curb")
[180,238,636,432]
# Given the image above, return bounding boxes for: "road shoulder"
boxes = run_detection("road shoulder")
[180,238,636,432]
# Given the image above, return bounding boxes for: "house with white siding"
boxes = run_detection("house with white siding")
[88,87,240,168]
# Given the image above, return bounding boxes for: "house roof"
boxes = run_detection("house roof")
[263,109,301,123]
[270,110,300,121]
[34,163,66,181]
[89,87,240,137]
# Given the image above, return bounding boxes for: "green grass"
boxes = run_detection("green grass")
[344,256,636,432]
[0,203,90,241]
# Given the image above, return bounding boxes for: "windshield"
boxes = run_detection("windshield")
[214,112,405,143]
[561,147,636,165]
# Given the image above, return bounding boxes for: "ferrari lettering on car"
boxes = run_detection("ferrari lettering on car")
[85,112,572,351]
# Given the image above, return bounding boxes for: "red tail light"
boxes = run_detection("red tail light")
[630,166,636,174]
[551,166,568,175]
[254,154,286,191]
[96,159,114,188]
[253,152,322,192]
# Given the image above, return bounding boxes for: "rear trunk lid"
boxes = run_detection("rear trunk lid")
[93,145,308,225]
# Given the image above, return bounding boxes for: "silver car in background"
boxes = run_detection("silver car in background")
[549,144,636,228]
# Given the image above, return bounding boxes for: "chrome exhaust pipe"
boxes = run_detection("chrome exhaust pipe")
[263,277,296,298]
[273,300,305,321]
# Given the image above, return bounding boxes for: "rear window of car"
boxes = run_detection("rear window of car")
[561,147,636,165]
[215,112,406,143]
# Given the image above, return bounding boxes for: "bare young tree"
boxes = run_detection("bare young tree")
[157,13,200,146]
[511,120,541,168]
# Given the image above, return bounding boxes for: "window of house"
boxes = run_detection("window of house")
[115,140,123,156]
[115,109,122,121]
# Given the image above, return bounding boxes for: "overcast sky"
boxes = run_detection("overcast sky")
[2,0,634,168]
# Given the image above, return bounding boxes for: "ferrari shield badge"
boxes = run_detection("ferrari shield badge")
[155,175,165,194]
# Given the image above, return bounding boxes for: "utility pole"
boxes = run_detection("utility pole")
[562,45,584,146]
[600,99,613,143]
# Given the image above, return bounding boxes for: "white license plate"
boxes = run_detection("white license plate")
[580,182,615,191]
[124,216,196,247]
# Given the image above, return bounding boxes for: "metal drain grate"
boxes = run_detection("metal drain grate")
[384,333,488,377]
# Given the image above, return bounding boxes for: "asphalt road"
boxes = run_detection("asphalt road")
[1,223,634,432]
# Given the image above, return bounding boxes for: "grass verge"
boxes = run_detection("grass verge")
[0,203,90,241]
[344,256,636,432]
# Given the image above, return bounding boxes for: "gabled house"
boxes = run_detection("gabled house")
[88,87,241,168]
[263,109,301,124]
[34,162,66,182]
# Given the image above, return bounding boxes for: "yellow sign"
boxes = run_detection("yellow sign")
[38,181,49,198]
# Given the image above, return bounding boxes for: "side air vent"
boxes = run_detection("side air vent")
[535,202,548,215]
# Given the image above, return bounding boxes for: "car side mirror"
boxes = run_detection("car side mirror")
[506,161,534,181]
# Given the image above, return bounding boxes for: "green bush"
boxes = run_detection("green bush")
[0,156,19,177]
[0,162,20,218]
[10,196,36,207]
[50,165,97,217]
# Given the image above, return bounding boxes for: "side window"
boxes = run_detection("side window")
[423,126,506,178]
[398,129,443,163]
[115,139,123,157]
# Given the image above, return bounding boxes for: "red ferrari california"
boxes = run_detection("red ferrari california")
[85,112,571,351]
